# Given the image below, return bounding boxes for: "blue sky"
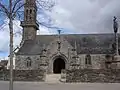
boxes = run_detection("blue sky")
[0,0,120,59]
[0,52,8,58]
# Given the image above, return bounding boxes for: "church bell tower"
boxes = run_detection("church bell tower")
[21,0,39,41]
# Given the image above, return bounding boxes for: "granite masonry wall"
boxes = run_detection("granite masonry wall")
[0,70,45,81]
[66,69,120,83]
[15,54,107,70]
[15,55,41,70]
[77,54,106,69]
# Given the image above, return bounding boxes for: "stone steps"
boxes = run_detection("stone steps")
[45,74,61,83]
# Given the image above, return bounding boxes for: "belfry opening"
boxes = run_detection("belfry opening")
[53,58,65,74]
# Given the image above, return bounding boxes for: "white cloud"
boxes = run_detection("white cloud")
[37,26,56,35]
[50,0,120,33]
[0,19,22,53]
[1,0,120,57]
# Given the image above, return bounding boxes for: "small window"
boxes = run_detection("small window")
[85,54,91,65]
[26,57,32,67]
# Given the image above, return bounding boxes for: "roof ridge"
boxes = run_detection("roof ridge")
[36,33,120,36]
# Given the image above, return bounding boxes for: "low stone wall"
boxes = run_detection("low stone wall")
[0,70,45,81]
[0,71,4,80]
[66,69,120,83]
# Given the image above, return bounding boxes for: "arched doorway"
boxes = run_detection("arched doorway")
[53,58,65,74]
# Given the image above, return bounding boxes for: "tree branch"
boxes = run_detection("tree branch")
[0,2,9,17]
[12,0,23,14]
[12,3,24,19]
[38,21,63,30]
[0,22,8,31]
[36,0,55,11]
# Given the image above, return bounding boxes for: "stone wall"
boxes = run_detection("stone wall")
[66,69,120,83]
[15,55,41,70]
[0,70,45,81]
[78,54,106,69]
[16,54,107,71]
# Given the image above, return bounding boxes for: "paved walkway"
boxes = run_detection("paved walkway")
[0,81,120,90]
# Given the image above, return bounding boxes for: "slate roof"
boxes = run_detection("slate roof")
[16,34,120,55]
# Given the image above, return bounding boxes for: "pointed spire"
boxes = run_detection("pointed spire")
[43,44,47,52]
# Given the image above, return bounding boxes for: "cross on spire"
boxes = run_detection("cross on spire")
[113,16,119,56]
[113,16,118,33]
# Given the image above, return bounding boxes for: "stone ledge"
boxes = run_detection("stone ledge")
[0,70,45,81]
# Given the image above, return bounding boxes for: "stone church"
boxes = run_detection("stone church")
[15,0,120,74]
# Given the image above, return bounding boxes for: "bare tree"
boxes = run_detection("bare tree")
[0,1,24,90]
[0,0,55,90]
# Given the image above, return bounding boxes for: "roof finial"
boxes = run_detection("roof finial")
[57,30,61,35]
[57,29,62,41]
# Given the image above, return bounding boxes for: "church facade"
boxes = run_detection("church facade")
[15,0,120,74]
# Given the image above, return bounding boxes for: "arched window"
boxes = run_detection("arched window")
[85,54,91,65]
[26,9,29,20]
[29,9,32,20]
[26,57,32,67]
[30,9,32,14]
[26,9,28,14]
